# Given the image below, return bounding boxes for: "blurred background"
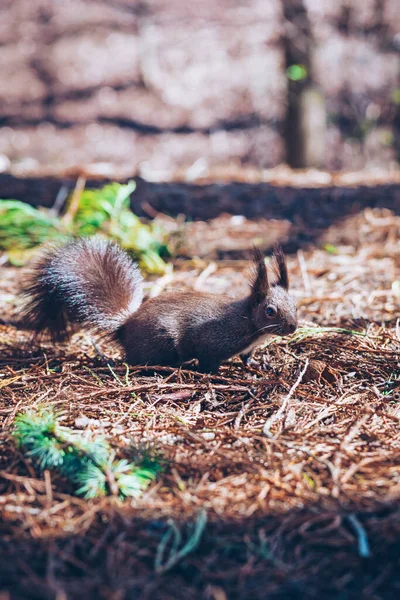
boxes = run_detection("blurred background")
[0,0,399,178]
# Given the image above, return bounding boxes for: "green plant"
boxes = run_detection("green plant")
[262,325,367,348]
[0,200,62,250]
[391,88,400,105]
[155,510,207,574]
[289,326,367,344]
[0,181,170,273]
[286,64,308,82]
[13,406,162,499]
[323,244,338,255]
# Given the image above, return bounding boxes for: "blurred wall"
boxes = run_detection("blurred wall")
[0,0,398,175]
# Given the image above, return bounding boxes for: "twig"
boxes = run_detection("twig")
[341,413,371,451]
[148,273,175,298]
[61,177,86,227]
[49,185,69,217]
[80,381,274,401]
[263,358,309,437]
[194,262,217,290]
[297,249,313,296]
[44,469,53,507]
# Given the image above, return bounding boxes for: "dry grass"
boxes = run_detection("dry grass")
[0,207,399,599]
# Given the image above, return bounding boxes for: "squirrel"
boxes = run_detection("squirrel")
[18,237,297,372]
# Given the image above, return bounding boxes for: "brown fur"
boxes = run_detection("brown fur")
[19,238,143,342]
[19,237,297,372]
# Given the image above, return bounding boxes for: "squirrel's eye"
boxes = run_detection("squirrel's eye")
[266,305,277,317]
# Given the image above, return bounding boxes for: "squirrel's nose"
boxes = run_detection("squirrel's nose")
[285,322,297,335]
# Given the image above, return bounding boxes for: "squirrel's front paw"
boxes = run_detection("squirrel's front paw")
[240,352,261,369]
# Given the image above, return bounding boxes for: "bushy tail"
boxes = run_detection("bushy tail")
[20,237,143,342]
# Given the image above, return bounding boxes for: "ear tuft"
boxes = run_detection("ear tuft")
[272,244,289,290]
[250,246,269,305]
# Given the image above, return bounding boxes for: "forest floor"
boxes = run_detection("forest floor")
[0,206,399,599]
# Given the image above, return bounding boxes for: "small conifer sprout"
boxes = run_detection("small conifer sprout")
[13,406,161,499]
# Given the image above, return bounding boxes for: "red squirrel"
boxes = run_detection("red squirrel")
[19,237,297,372]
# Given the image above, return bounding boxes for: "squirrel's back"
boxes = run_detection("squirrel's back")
[20,237,143,341]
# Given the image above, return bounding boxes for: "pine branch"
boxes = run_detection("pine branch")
[13,407,161,499]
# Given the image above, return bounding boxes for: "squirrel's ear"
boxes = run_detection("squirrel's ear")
[250,247,269,305]
[272,244,289,290]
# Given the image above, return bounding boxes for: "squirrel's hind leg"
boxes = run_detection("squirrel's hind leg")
[89,338,116,367]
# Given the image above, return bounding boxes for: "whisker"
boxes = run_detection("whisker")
[256,324,280,334]
[258,324,277,332]
[242,323,282,348]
